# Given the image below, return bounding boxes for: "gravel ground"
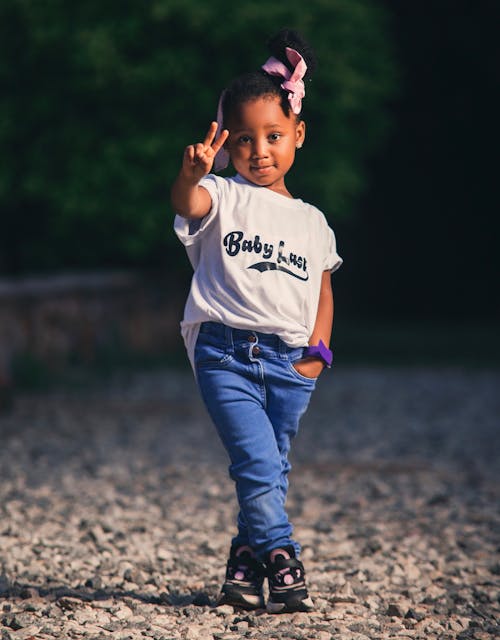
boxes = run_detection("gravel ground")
[0,366,499,640]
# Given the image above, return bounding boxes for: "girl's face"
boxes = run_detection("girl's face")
[225,95,305,197]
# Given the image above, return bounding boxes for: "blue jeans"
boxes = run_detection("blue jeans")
[195,321,316,560]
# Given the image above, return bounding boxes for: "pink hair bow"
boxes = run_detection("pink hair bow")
[261,47,307,115]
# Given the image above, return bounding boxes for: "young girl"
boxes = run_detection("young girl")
[171,29,342,613]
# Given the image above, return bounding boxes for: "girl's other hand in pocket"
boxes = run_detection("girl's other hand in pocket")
[293,357,324,379]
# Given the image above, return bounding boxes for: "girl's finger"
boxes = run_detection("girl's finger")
[194,142,206,160]
[212,129,229,154]
[184,145,195,163]
[203,122,219,148]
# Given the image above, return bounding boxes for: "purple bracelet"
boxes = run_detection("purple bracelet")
[303,339,333,368]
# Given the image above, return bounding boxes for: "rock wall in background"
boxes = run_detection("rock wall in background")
[0,271,184,388]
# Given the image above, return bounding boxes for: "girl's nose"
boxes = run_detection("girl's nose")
[252,138,268,158]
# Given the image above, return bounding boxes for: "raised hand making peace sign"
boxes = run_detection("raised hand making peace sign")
[171,122,230,218]
[182,122,229,182]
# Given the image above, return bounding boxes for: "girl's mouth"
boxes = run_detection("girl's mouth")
[251,165,274,175]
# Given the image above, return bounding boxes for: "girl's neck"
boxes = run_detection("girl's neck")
[236,174,295,199]
[269,184,293,199]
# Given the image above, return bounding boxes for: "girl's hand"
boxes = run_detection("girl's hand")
[292,357,325,380]
[181,122,229,182]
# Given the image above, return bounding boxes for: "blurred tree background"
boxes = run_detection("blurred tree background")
[1,0,498,329]
[347,0,500,326]
[0,0,394,270]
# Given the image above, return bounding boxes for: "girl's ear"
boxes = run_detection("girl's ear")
[296,120,306,148]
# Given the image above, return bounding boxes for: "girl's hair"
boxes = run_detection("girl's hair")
[221,28,317,125]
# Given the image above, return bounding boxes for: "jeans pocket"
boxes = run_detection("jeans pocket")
[287,360,318,384]
[195,334,233,368]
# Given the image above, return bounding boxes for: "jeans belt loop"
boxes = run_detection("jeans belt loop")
[278,336,288,359]
[224,323,235,354]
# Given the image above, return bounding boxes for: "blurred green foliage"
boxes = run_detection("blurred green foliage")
[0,0,396,273]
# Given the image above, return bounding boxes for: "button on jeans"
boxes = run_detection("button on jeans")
[195,321,317,560]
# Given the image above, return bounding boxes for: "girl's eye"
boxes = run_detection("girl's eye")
[269,133,281,142]
[238,135,252,144]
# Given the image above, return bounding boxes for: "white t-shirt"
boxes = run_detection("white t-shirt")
[174,174,342,369]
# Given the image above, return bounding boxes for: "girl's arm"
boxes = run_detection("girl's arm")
[171,174,212,219]
[293,270,334,379]
[171,122,229,219]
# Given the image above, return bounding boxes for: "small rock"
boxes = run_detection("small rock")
[213,604,234,616]
[22,603,39,613]
[448,616,471,632]
[88,525,108,547]
[362,539,382,555]
[386,603,404,617]
[291,611,310,625]
[112,605,134,620]
[475,631,495,640]
[403,617,417,629]
[424,584,447,600]
[85,576,103,589]
[348,622,367,634]
[93,611,112,627]
[147,572,165,589]
[123,568,145,585]
[56,597,81,611]
[405,608,426,622]
[402,560,421,581]
[331,581,357,604]
[301,546,314,560]
[364,596,380,612]
[91,598,115,610]
[157,547,173,561]
[1,616,23,631]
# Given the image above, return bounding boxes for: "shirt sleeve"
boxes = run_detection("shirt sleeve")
[173,175,220,268]
[323,224,343,273]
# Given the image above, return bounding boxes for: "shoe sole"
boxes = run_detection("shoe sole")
[266,596,315,614]
[217,591,264,610]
